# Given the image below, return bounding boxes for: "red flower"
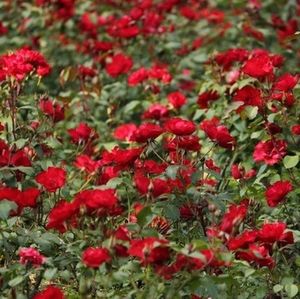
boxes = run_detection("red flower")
[134,172,171,197]
[19,247,45,267]
[265,180,292,207]
[200,118,235,149]
[74,154,99,174]
[105,53,133,78]
[242,23,264,41]
[0,21,8,35]
[0,48,51,82]
[167,91,186,109]
[128,67,149,86]
[236,244,274,269]
[253,139,287,165]
[68,123,94,144]
[143,103,169,120]
[197,91,219,109]
[214,48,249,71]
[33,285,64,299]
[132,123,164,143]
[21,188,40,208]
[46,200,77,233]
[220,201,248,234]
[0,187,40,209]
[148,65,172,84]
[291,125,300,135]
[102,146,143,167]
[128,237,170,265]
[74,189,118,211]
[257,222,294,245]
[165,117,196,136]
[231,164,256,180]
[113,123,137,141]
[166,135,201,152]
[233,86,263,109]
[36,167,66,192]
[82,247,111,268]
[273,73,298,92]
[242,53,274,79]
[174,249,215,271]
[39,97,64,123]
[227,230,257,250]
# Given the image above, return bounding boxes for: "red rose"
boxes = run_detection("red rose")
[113,123,137,141]
[128,67,149,86]
[19,247,45,267]
[197,91,219,109]
[39,97,64,122]
[74,189,118,211]
[227,230,257,250]
[68,123,94,144]
[167,91,186,109]
[257,222,294,245]
[253,139,287,165]
[128,237,170,265]
[236,244,274,269]
[148,65,172,84]
[265,180,292,207]
[74,154,99,174]
[165,117,196,136]
[82,247,111,268]
[142,103,169,120]
[242,53,274,79]
[291,125,300,135]
[20,188,40,208]
[273,73,298,92]
[46,200,78,233]
[165,135,201,152]
[35,167,66,192]
[105,53,133,78]
[220,201,248,234]
[233,86,263,109]
[102,146,143,167]
[33,285,64,299]
[200,118,235,149]
[132,123,164,143]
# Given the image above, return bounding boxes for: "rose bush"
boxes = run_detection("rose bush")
[0,0,300,298]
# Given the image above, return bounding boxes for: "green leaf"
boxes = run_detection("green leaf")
[244,106,258,120]
[285,284,298,298]
[8,276,24,287]
[163,204,180,221]
[137,206,154,227]
[123,100,140,114]
[165,165,180,179]
[283,155,299,169]
[0,200,18,220]
[44,268,57,280]
[273,284,283,293]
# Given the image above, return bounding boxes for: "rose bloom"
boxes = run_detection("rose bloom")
[33,285,64,299]
[82,247,111,268]
[167,91,186,109]
[165,117,196,136]
[257,222,294,246]
[253,139,287,165]
[265,180,292,207]
[291,125,300,135]
[132,123,164,143]
[19,247,45,267]
[105,53,133,78]
[113,123,137,141]
[128,237,170,265]
[35,166,66,192]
